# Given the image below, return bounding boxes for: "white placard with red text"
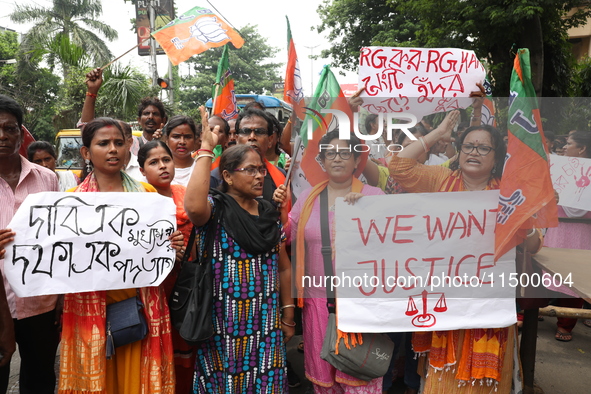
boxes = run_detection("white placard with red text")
[358,47,486,120]
[333,190,516,332]
[549,155,591,211]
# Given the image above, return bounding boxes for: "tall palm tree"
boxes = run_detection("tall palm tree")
[10,0,118,79]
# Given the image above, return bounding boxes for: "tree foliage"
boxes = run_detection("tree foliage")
[10,0,118,78]
[0,31,61,141]
[315,0,420,74]
[178,24,282,115]
[316,0,591,97]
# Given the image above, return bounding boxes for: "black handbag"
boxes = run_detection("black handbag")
[106,294,148,359]
[317,189,394,381]
[169,206,219,345]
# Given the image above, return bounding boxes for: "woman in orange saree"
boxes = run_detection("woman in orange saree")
[138,139,195,393]
[58,118,181,394]
[389,111,541,393]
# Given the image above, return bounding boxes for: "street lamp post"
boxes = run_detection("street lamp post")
[304,45,319,95]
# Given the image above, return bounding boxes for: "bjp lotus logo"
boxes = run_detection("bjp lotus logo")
[190,17,230,44]
[171,16,230,50]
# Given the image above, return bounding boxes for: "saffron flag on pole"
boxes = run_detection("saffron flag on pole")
[494,48,558,261]
[284,16,305,120]
[299,66,367,186]
[211,44,238,120]
[151,6,244,66]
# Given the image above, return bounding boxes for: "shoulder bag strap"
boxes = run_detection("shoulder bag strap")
[180,199,221,266]
[201,198,221,264]
[319,188,335,314]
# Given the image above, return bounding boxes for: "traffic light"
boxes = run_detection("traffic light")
[157,77,171,89]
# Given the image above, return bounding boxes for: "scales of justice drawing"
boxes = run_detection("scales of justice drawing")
[406,289,447,328]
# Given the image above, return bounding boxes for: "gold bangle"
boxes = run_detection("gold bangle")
[280,304,295,311]
[281,319,296,327]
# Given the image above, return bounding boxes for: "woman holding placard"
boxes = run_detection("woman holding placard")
[543,130,591,341]
[389,111,543,393]
[58,117,182,394]
[274,129,385,393]
[137,139,196,393]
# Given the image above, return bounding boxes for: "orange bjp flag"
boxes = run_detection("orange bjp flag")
[299,66,368,186]
[151,6,244,66]
[494,48,558,261]
[284,16,305,120]
[212,45,238,120]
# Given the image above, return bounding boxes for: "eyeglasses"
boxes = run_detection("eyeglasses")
[233,166,268,177]
[324,150,353,160]
[237,128,268,136]
[460,144,494,156]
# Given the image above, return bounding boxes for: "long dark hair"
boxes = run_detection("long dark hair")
[137,140,173,168]
[162,115,197,138]
[449,124,506,179]
[218,144,263,192]
[27,141,56,161]
[81,117,124,148]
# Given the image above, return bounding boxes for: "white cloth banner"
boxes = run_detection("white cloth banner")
[4,192,177,297]
[357,47,486,119]
[333,190,516,333]
[549,155,591,211]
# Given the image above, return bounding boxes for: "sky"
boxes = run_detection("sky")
[0,0,358,96]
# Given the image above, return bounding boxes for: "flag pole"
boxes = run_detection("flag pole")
[98,37,151,71]
[211,83,221,115]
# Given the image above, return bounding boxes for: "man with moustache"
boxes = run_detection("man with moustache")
[211,108,285,202]
[130,97,168,156]
[0,94,59,394]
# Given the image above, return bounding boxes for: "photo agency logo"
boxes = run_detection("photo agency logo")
[303,107,419,154]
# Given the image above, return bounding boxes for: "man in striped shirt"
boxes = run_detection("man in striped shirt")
[0,94,60,394]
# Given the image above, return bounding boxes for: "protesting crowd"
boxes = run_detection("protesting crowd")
[0,46,590,394]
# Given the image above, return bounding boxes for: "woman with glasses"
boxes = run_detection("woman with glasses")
[274,129,385,393]
[389,112,534,393]
[184,107,294,393]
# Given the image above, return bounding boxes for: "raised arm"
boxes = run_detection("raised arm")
[80,67,103,124]
[398,110,459,161]
[469,82,486,127]
[184,106,219,227]
[281,113,294,157]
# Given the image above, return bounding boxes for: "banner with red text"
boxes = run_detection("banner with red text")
[357,47,485,119]
[330,191,516,333]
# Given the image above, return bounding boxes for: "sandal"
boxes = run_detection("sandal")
[583,319,591,328]
[555,329,573,342]
[297,341,304,353]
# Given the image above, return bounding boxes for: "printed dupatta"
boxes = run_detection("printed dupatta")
[412,171,509,387]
